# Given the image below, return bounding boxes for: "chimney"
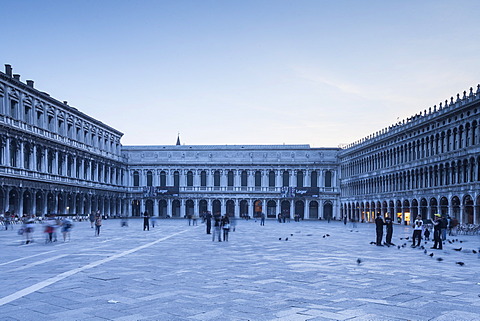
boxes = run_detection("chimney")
[63,101,68,105]
[13,74,20,81]
[5,64,12,77]
[26,80,34,88]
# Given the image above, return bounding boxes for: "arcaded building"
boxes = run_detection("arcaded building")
[122,145,339,219]
[339,87,480,225]
[0,65,128,218]
[1,64,479,224]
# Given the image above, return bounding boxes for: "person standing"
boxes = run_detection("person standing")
[375,213,384,246]
[260,212,265,226]
[384,213,394,246]
[205,211,212,234]
[411,215,423,248]
[431,214,443,249]
[440,215,448,241]
[221,215,230,242]
[143,211,150,231]
[95,213,102,236]
[212,215,222,242]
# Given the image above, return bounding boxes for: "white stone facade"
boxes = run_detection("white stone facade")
[340,86,480,225]
[2,64,479,224]
[122,145,340,219]
[0,65,128,218]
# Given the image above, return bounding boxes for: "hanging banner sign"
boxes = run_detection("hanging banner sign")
[281,187,319,198]
[143,186,179,197]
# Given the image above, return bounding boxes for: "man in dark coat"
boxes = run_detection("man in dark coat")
[375,213,384,246]
[205,211,212,234]
[384,213,394,245]
[143,211,150,231]
[431,214,443,249]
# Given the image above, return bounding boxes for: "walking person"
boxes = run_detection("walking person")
[431,214,443,249]
[143,211,150,231]
[61,218,73,242]
[44,216,55,243]
[384,213,394,246]
[375,213,384,246]
[23,218,35,244]
[4,212,12,230]
[260,212,265,226]
[411,215,423,248]
[95,213,102,236]
[212,215,222,242]
[205,211,212,234]
[89,212,95,229]
[221,215,230,242]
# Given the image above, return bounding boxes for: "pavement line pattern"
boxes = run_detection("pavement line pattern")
[15,254,69,271]
[0,229,188,307]
[0,250,57,266]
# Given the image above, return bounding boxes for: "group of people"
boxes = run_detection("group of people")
[88,211,102,236]
[374,212,453,249]
[204,211,232,242]
[374,213,395,246]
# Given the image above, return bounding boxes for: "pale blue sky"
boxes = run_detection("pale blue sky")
[3,0,480,147]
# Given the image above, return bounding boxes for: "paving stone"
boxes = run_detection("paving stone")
[0,219,479,320]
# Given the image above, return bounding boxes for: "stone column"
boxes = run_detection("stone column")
[290,201,294,219]
[5,137,11,167]
[180,199,186,217]
[167,199,172,217]
[19,141,25,169]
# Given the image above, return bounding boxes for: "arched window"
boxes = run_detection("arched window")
[200,170,207,187]
[311,171,318,187]
[173,171,180,187]
[325,171,332,187]
[146,171,153,186]
[187,171,193,187]
[241,170,248,187]
[214,170,221,187]
[296,170,304,187]
[283,171,289,187]
[133,171,140,187]
[227,170,234,188]
[269,171,275,188]
[160,171,167,186]
[255,171,262,188]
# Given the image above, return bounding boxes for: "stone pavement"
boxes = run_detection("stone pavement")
[0,218,479,321]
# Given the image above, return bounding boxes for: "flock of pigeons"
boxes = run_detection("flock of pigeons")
[277,230,477,267]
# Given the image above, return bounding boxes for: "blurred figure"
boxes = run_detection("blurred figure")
[192,213,198,226]
[151,215,157,228]
[24,217,35,244]
[89,212,95,228]
[44,215,56,243]
[95,213,102,236]
[260,212,265,226]
[212,215,222,242]
[61,218,73,242]
[221,215,230,242]
[4,211,11,230]
[121,215,129,227]
[205,211,212,234]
